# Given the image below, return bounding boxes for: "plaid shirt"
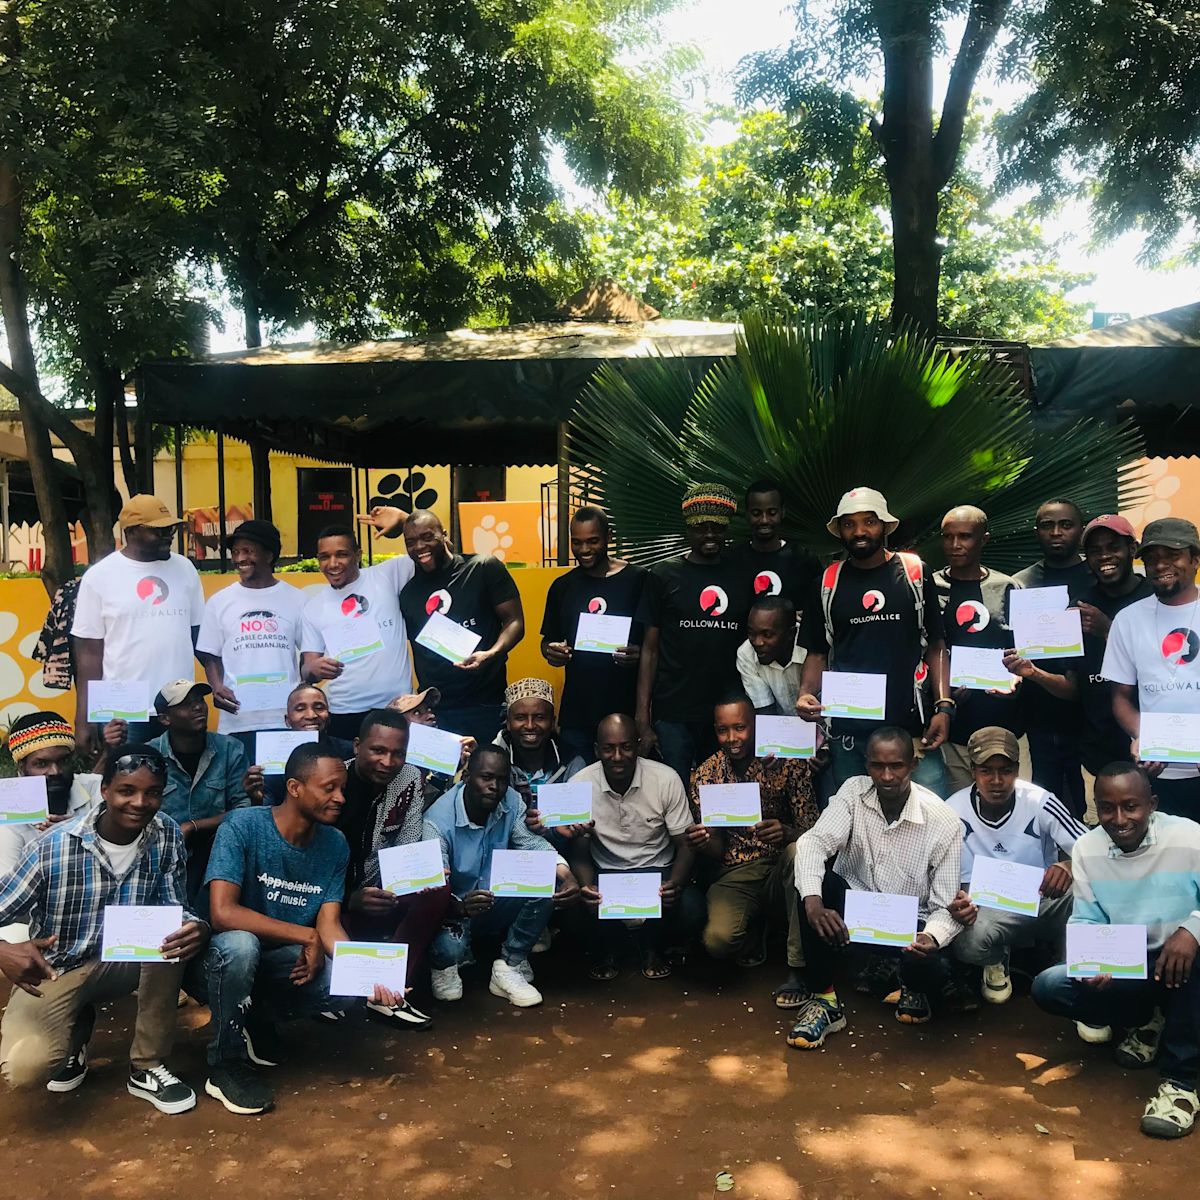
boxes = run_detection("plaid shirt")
[0,805,198,973]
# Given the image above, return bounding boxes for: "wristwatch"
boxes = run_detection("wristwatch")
[933,699,956,716]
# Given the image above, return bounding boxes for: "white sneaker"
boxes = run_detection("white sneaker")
[1077,1021,1113,1044]
[431,964,463,1001]
[515,958,535,983]
[489,959,543,1007]
[981,961,1013,1005]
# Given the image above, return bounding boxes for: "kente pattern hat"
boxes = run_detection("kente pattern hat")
[504,678,555,708]
[681,482,737,526]
[7,712,74,762]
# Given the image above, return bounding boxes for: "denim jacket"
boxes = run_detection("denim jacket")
[150,731,251,824]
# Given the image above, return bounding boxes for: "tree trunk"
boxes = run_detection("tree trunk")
[250,437,273,521]
[114,381,139,494]
[243,292,262,348]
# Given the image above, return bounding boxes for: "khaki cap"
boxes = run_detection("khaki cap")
[119,494,183,531]
[966,726,1020,767]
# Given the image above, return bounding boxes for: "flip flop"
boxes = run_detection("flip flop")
[589,958,619,982]
[772,984,808,1009]
[640,955,672,980]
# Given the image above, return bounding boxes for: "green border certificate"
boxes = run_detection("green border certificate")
[1140,712,1200,764]
[489,849,557,897]
[536,781,593,827]
[969,857,1043,916]
[949,646,1016,693]
[754,715,816,759]
[598,871,662,920]
[330,941,409,997]
[0,776,49,826]
[415,611,481,664]
[87,680,151,722]
[101,904,182,962]
[1067,923,1147,978]
[1012,609,1083,659]
[844,889,918,947]
[255,730,318,774]
[821,671,887,721]
[574,612,632,654]
[379,840,446,896]
[699,782,762,827]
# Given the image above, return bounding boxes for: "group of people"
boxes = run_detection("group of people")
[0,481,1198,1142]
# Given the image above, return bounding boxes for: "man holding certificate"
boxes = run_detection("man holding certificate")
[493,679,586,807]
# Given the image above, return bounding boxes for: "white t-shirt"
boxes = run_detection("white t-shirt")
[1104,593,1200,779]
[300,556,416,712]
[71,551,205,695]
[196,579,307,733]
[97,833,141,878]
[946,779,1087,883]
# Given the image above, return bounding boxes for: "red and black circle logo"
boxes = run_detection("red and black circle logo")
[136,576,169,605]
[425,588,452,616]
[955,600,990,634]
[862,589,886,613]
[753,570,782,596]
[1161,628,1200,665]
[587,596,608,614]
[699,585,729,616]
[340,594,369,618]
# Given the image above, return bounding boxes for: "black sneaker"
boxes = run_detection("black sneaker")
[366,997,433,1030]
[895,986,933,1025]
[127,1065,197,1114]
[940,973,982,1015]
[46,1043,88,1093]
[853,954,900,1000]
[204,1062,275,1115]
[243,1021,287,1067]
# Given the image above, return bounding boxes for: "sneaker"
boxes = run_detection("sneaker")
[243,1021,287,1068]
[1140,1080,1199,1139]
[431,964,463,1001]
[895,986,932,1025]
[127,1064,197,1114]
[941,974,981,1015]
[1077,1021,1114,1044]
[1115,1010,1165,1069]
[786,996,847,1050]
[205,1062,275,1115]
[46,1043,88,1093]
[366,997,433,1030]
[853,954,900,1000]
[981,960,1013,1005]
[489,959,543,1007]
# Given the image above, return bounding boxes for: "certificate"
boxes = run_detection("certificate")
[489,849,557,897]
[330,941,409,998]
[1008,586,1068,621]
[101,905,182,962]
[87,679,151,723]
[0,776,49,826]
[969,857,1044,916]
[233,672,294,712]
[1067,923,1148,979]
[821,671,887,721]
[598,872,662,920]
[1012,609,1084,659]
[949,646,1017,693]
[322,616,385,663]
[405,722,465,775]
[379,840,446,896]
[843,890,918,947]
[755,715,817,759]
[415,611,481,665]
[535,781,593,827]
[574,613,633,654]
[699,782,763,827]
[255,729,318,774]
[1139,712,1200,764]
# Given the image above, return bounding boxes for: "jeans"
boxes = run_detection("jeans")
[1151,774,1200,820]
[429,896,553,970]
[1026,728,1086,819]
[437,704,505,748]
[654,720,717,790]
[558,725,597,766]
[828,735,947,798]
[953,892,1073,966]
[1033,961,1200,1087]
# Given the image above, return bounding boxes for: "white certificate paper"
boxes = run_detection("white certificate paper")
[0,776,49,825]
[598,871,662,920]
[843,890,919,947]
[1140,712,1200,764]
[755,715,817,759]
[949,646,1017,693]
[415,611,482,664]
[822,671,888,721]
[405,722,465,775]
[969,857,1044,916]
[101,905,182,962]
[574,613,633,654]
[87,679,151,723]
[1067,923,1148,979]
[1012,608,1084,659]
[255,729,318,774]
[489,849,557,897]
[699,782,763,827]
[1008,586,1069,621]
[322,616,385,663]
[233,673,294,712]
[330,941,409,998]
[535,781,593,827]
[378,840,446,896]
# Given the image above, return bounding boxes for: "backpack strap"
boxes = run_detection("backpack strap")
[820,561,843,664]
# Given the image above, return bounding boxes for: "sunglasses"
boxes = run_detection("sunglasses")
[111,752,167,776]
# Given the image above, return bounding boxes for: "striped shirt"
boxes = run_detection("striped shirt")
[795,776,964,947]
[1071,813,1200,952]
[0,805,196,973]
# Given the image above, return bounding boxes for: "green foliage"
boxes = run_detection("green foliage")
[568,312,1147,574]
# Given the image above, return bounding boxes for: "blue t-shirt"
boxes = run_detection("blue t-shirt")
[203,806,349,926]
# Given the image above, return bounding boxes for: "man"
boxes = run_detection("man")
[196,520,306,753]
[71,494,205,753]
[246,684,353,807]
[493,678,585,805]
[422,745,578,1007]
[731,480,821,610]
[388,687,473,807]
[787,727,963,1048]
[934,506,1023,792]
[945,727,1086,1004]
[737,595,805,716]
[1032,764,1200,1139]
[0,743,206,1111]
[1013,499,1092,816]
[636,483,752,785]
[795,488,950,795]
[203,742,404,1115]
[566,714,704,980]
[1077,515,1153,775]
[686,695,818,1006]
[299,524,416,740]
[1104,517,1200,816]
[541,505,645,763]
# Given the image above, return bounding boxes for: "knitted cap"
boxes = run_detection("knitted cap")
[504,678,555,709]
[681,482,737,527]
[8,712,74,763]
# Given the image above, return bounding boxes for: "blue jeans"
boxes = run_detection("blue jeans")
[828,734,947,798]
[654,720,717,790]
[1026,728,1086,819]
[1032,961,1200,1087]
[429,896,553,969]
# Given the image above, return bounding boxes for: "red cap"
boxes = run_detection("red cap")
[1082,514,1137,543]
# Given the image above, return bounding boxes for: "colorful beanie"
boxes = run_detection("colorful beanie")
[682,482,737,526]
[7,712,75,763]
[504,678,555,709]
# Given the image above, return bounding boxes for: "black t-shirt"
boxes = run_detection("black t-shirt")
[541,563,647,730]
[798,555,944,735]
[636,555,753,723]
[729,543,822,614]
[400,554,521,708]
[175,745,203,780]
[337,763,380,891]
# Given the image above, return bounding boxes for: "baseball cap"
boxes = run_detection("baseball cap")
[1140,517,1200,553]
[119,494,183,531]
[826,487,900,537]
[966,726,1020,766]
[389,687,441,715]
[153,679,212,713]
[227,519,282,557]
[1082,514,1137,544]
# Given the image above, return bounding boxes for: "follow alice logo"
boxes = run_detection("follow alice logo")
[862,589,886,613]
[1161,628,1200,665]
[753,570,782,596]
[955,600,990,633]
[340,594,370,618]
[588,597,608,614]
[699,585,729,617]
[425,589,453,616]
[136,577,169,605]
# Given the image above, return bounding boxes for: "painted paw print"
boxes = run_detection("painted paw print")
[472,515,514,561]
[1124,458,1181,529]
[368,471,438,515]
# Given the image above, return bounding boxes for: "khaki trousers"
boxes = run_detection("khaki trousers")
[941,742,974,794]
[0,957,183,1087]
[702,842,803,968]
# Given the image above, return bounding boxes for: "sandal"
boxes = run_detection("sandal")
[1115,1010,1165,1069]
[588,957,619,982]
[639,953,672,980]
[772,981,809,1010]
[1140,1081,1199,1138]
